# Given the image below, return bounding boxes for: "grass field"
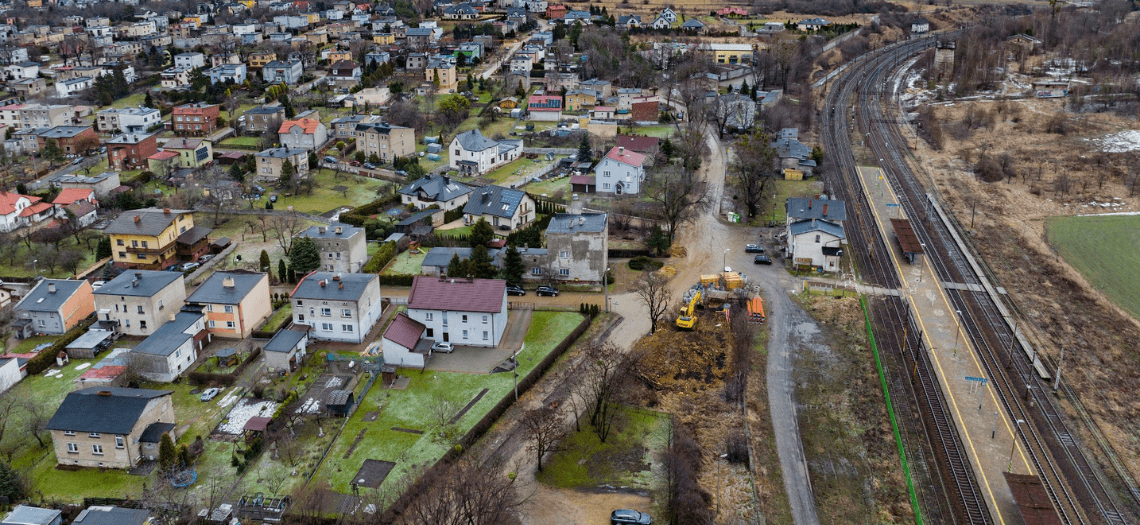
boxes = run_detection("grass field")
[537,406,670,489]
[1046,214,1140,320]
[219,136,264,149]
[271,169,394,216]
[383,250,427,275]
[523,173,572,200]
[762,179,824,224]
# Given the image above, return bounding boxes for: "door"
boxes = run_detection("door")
[442,332,450,342]
[615,182,623,195]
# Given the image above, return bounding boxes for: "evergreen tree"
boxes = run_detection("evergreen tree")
[469,245,497,279]
[0,461,24,503]
[660,137,675,159]
[145,91,154,108]
[502,245,525,284]
[278,259,288,283]
[647,225,672,256]
[469,218,494,248]
[281,92,295,118]
[289,237,321,275]
[577,134,592,161]
[446,252,468,278]
[158,434,177,471]
[740,80,749,97]
[287,265,297,283]
[308,152,318,169]
[259,249,271,272]
[96,236,112,260]
[280,160,297,191]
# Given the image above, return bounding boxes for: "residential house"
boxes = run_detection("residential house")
[616,14,641,29]
[300,223,368,273]
[93,270,186,336]
[55,77,94,97]
[329,114,379,139]
[0,357,22,396]
[594,146,646,195]
[398,174,473,211]
[680,18,705,32]
[564,10,591,24]
[657,7,677,23]
[278,118,328,151]
[160,67,192,89]
[52,187,98,226]
[163,138,213,168]
[262,59,304,84]
[425,56,458,92]
[405,27,433,50]
[544,71,579,92]
[443,3,478,20]
[527,94,563,121]
[771,128,816,176]
[19,104,75,130]
[329,59,361,80]
[355,121,415,163]
[545,4,566,18]
[13,279,95,337]
[544,212,608,282]
[526,0,548,12]
[290,272,383,344]
[564,90,597,111]
[46,171,121,198]
[208,63,247,84]
[380,313,428,367]
[0,191,50,232]
[107,133,159,171]
[36,126,98,156]
[714,93,756,131]
[46,387,176,468]
[579,78,612,98]
[785,196,846,226]
[96,107,162,134]
[797,17,831,31]
[4,61,38,81]
[185,270,271,339]
[510,52,535,73]
[420,246,499,276]
[787,219,845,271]
[254,147,309,181]
[709,43,754,64]
[11,78,47,98]
[172,103,220,136]
[104,208,197,270]
[345,86,391,109]
[175,225,211,262]
[248,52,277,68]
[615,135,659,156]
[630,100,658,124]
[264,328,308,372]
[71,506,151,525]
[242,106,286,133]
[448,129,523,176]
[2,506,62,525]
[911,18,930,34]
[462,185,535,232]
[173,52,206,69]
[406,276,507,347]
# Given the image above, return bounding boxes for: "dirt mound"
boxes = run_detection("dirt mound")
[634,317,731,394]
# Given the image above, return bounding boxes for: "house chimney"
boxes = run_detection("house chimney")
[97,390,112,396]
[223,277,235,288]
[163,208,171,214]
[134,215,141,222]
[335,226,342,234]
[134,272,142,278]
[467,275,473,283]
[823,203,828,216]
[48,282,56,293]
[618,146,624,156]
[579,216,585,226]
[808,199,813,209]
[132,278,139,287]
[443,175,450,184]
[338,281,343,290]
[318,226,326,234]
[333,274,341,281]
[439,274,447,281]
[320,279,327,287]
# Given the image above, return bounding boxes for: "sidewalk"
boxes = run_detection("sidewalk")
[856,166,1031,524]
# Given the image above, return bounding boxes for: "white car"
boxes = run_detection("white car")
[431,342,454,353]
[199,387,220,401]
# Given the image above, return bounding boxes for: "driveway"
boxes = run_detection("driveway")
[424,308,532,374]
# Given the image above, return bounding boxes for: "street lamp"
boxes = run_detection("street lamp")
[603,266,611,312]
[32,259,38,277]
[717,452,729,516]
[723,249,730,272]
[953,309,962,357]
[1008,419,1026,471]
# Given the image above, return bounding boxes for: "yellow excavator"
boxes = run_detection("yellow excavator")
[675,290,701,330]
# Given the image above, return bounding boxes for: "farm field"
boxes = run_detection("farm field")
[1046,214,1140,321]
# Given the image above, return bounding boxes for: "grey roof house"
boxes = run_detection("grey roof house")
[1,506,62,525]
[398,174,473,211]
[785,196,846,224]
[129,307,207,382]
[462,185,536,233]
[13,279,94,338]
[544,212,609,283]
[45,387,176,469]
[71,506,151,525]
[290,272,384,343]
[185,270,272,339]
[264,328,308,372]
[94,269,188,337]
[771,128,817,175]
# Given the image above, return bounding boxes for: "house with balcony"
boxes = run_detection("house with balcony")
[398,174,473,211]
[254,147,309,182]
[107,133,158,171]
[462,185,534,232]
[242,106,286,133]
[13,279,95,337]
[185,270,271,339]
[163,138,213,168]
[262,59,303,84]
[448,129,522,176]
[46,387,175,469]
[406,276,507,347]
[160,67,192,89]
[93,270,186,337]
[289,272,383,344]
[207,63,247,84]
[299,223,368,273]
[0,191,51,233]
[104,208,197,270]
[96,107,162,134]
[173,52,206,69]
[355,121,414,163]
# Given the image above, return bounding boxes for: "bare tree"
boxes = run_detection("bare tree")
[646,164,709,242]
[401,459,522,525]
[426,388,463,442]
[270,211,306,256]
[580,341,639,443]
[731,131,778,218]
[520,405,568,472]
[634,270,673,334]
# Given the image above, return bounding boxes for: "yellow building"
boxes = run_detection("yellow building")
[372,33,395,45]
[248,52,277,69]
[565,90,597,111]
[783,168,803,180]
[327,50,352,63]
[185,270,271,339]
[426,62,458,92]
[104,208,196,270]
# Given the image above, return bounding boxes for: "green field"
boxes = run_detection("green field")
[1046,214,1140,320]
[382,250,426,275]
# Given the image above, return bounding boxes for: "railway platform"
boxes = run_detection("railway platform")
[856,166,1034,525]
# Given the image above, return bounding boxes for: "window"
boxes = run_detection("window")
[67,443,79,453]
[224,305,234,313]
[115,436,124,448]
[175,349,181,358]
[158,301,164,311]
[426,328,434,337]
[64,431,75,436]
[531,267,542,275]
[89,432,100,438]
[559,268,570,276]
[342,309,352,318]
[38,319,44,327]
[92,444,104,455]
[603,183,610,189]
[140,320,147,330]
[119,251,126,258]
[208,320,216,328]
[321,322,333,330]
[298,314,305,321]
[482,315,488,324]
[343,324,353,332]
[462,314,468,323]
[297,300,303,305]
[483,330,489,340]
[117,239,124,246]
[425,312,433,321]
[815,234,820,243]
[226,321,235,329]
[206,305,213,312]
[137,305,144,314]
[559,250,569,258]
[462,330,468,339]
[321,308,331,317]
[114,304,119,312]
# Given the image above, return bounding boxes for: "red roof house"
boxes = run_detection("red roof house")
[630,100,659,124]
[406,276,509,348]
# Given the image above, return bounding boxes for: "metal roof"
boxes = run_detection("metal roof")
[463,185,527,219]
[301,222,363,239]
[786,197,847,222]
[265,328,307,353]
[71,506,151,525]
[407,276,505,313]
[291,272,377,301]
[186,271,266,305]
[131,309,203,356]
[104,208,190,236]
[2,505,62,525]
[45,387,173,435]
[890,218,924,254]
[137,422,175,444]
[16,279,87,313]
[66,329,115,350]
[398,174,473,202]
[788,219,846,240]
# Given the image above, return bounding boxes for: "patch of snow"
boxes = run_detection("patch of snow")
[74,363,91,371]
[219,399,279,435]
[295,397,320,414]
[1095,130,1140,153]
[325,376,344,389]
[218,390,240,408]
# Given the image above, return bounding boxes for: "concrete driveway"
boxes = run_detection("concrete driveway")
[424,308,533,374]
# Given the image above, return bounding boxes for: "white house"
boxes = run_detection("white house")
[380,312,428,368]
[787,219,845,272]
[173,52,206,69]
[797,17,831,31]
[207,63,247,84]
[658,7,677,23]
[55,77,94,98]
[398,174,473,211]
[262,60,304,84]
[129,308,207,382]
[0,191,43,232]
[277,118,328,151]
[290,272,383,344]
[264,328,308,372]
[299,223,368,273]
[650,16,670,29]
[406,276,508,348]
[594,146,647,195]
[526,0,547,13]
[93,270,187,337]
[911,18,930,34]
[160,67,191,89]
[462,185,535,232]
[448,129,523,176]
[5,61,38,81]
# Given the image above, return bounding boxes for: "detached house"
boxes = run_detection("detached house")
[207,63,247,84]
[406,276,508,347]
[171,103,220,136]
[462,185,535,232]
[449,129,522,176]
[94,270,187,337]
[278,118,328,151]
[163,138,213,168]
[299,223,368,273]
[46,387,175,469]
[290,272,383,344]
[13,280,95,337]
[398,174,473,211]
[594,146,646,195]
[255,147,310,182]
[185,270,271,339]
[527,94,563,121]
[787,219,845,272]
[0,191,50,233]
[380,313,428,368]
[128,307,207,382]
[544,212,608,283]
[264,328,308,372]
[242,106,286,133]
[355,121,415,163]
[107,133,159,171]
[104,208,198,270]
[262,59,304,84]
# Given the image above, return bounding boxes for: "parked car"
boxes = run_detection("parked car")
[199,387,220,402]
[270,195,278,203]
[745,243,764,253]
[754,255,773,265]
[536,285,559,297]
[71,157,83,165]
[431,341,454,353]
[349,160,361,167]
[252,185,266,193]
[362,162,377,170]
[199,254,215,263]
[611,509,652,525]
[506,285,526,296]
[181,262,201,272]
[166,264,183,271]
[323,155,338,164]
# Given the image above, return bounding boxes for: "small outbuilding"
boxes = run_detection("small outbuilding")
[326,390,355,416]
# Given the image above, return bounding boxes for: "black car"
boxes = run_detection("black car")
[535,285,559,297]
[754,255,773,265]
[611,509,652,525]
[506,285,526,296]
[745,243,764,253]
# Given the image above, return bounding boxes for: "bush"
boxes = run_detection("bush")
[378,274,415,286]
[444,207,464,223]
[25,317,96,375]
[362,241,398,273]
[628,256,663,271]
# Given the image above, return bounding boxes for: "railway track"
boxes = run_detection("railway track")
[837,32,1137,525]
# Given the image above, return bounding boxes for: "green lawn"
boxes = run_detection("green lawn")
[1046,215,1140,320]
[436,225,471,238]
[313,312,586,494]
[382,250,426,275]
[219,137,264,150]
[537,407,671,489]
[523,173,572,200]
[107,92,147,109]
[261,304,294,332]
[271,169,394,216]
[763,179,824,224]
[485,156,560,185]
[627,125,677,139]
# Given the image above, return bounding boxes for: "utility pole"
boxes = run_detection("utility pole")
[1053,345,1065,391]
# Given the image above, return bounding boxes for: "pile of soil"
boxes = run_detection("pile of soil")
[634,318,731,395]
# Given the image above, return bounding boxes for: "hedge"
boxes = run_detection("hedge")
[378,274,415,286]
[628,256,664,271]
[608,248,653,258]
[339,194,401,227]
[444,207,464,223]
[362,241,398,273]
[25,317,97,375]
